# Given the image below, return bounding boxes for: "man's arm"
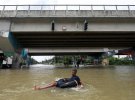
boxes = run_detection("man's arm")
[79,81,84,87]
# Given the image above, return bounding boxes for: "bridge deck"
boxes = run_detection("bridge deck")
[0,5,135,52]
[13,31,135,48]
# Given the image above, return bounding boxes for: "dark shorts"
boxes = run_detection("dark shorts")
[56,79,65,87]
[56,79,78,88]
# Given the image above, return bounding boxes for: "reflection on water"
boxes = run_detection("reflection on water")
[0,64,135,100]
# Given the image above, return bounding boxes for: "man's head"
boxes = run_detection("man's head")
[72,69,77,76]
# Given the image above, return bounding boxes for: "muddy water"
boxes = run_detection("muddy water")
[0,64,135,100]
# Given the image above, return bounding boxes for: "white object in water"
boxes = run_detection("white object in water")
[2,60,7,64]
[7,57,12,64]
[71,85,84,91]
[55,78,62,81]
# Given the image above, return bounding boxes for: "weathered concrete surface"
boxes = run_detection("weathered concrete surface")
[1,10,135,18]
[0,20,15,52]
[0,10,135,32]
[0,10,135,52]
[28,47,126,55]
[0,32,14,52]
[0,19,10,32]
[9,18,135,32]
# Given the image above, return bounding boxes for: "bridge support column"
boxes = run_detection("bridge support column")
[21,48,30,68]
[93,57,99,65]
[25,55,31,67]
[0,31,21,68]
[131,48,135,63]
[12,52,23,68]
[12,48,30,68]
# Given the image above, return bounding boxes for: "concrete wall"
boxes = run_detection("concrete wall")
[1,10,135,18]
[0,19,14,51]
[0,32,15,52]
[0,19,10,32]
[10,18,135,32]
[0,10,135,32]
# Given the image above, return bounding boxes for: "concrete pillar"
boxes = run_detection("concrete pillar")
[0,52,4,68]
[25,55,30,68]
[12,53,23,68]
[12,48,30,68]
[93,53,103,65]
[131,51,135,63]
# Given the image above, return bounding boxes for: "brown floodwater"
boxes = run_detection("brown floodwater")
[0,64,135,100]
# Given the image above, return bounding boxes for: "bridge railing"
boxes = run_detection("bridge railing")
[0,5,135,11]
[0,5,135,17]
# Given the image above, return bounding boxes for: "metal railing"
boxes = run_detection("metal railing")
[0,5,135,17]
[0,5,135,11]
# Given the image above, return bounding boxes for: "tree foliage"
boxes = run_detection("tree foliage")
[109,57,135,65]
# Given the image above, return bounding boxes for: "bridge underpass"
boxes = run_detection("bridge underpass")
[11,30,135,66]
[11,21,135,66]
[1,5,135,68]
[12,30,134,67]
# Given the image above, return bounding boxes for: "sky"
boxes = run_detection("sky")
[31,56,54,62]
[0,0,135,5]
[0,0,134,62]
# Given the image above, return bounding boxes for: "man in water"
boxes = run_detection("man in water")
[34,69,83,90]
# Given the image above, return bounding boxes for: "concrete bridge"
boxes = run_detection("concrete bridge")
[0,5,135,60]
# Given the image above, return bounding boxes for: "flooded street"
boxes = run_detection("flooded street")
[0,65,135,100]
